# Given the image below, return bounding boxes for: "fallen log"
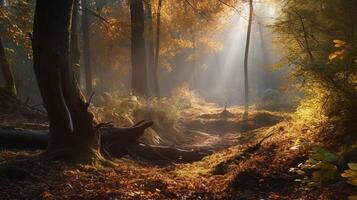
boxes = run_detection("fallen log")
[0,120,211,162]
[0,128,48,149]
[125,143,209,162]
[0,120,153,149]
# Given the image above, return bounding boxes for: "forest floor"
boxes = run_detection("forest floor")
[0,100,355,200]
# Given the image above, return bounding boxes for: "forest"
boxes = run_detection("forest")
[0,0,356,199]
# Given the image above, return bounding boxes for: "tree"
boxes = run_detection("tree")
[130,0,148,96]
[144,0,160,98]
[0,1,17,97]
[83,0,235,94]
[82,0,93,95]
[243,0,253,116]
[153,0,163,98]
[0,37,16,97]
[273,0,357,139]
[32,0,103,163]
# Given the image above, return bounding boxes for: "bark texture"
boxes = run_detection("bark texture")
[0,37,17,97]
[144,1,158,97]
[130,0,148,96]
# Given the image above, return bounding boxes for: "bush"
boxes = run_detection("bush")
[295,85,357,144]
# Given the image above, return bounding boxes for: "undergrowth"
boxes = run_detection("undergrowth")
[91,85,205,144]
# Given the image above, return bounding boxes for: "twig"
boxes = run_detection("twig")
[80,6,110,25]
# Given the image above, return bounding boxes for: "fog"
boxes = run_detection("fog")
[158,2,285,106]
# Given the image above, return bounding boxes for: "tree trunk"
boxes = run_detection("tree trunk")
[130,0,148,96]
[82,0,93,96]
[32,0,102,164]
[144,0,160,98]
[153,0,163,98]
[243,0,253,116]
[191,33,198,88]
[71,0,81,84]
[0,37,17,97]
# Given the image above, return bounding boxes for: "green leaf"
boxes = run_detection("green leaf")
[310,147,338,163]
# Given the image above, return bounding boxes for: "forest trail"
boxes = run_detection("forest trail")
[176,103,285,152]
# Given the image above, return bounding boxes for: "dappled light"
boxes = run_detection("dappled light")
[0,0,356,199]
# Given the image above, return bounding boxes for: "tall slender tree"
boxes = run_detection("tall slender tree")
[243,0,253,116]
[130,0,148,96]
[32,0,103,163]
[153,0,163,98]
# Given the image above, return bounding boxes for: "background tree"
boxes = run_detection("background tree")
[0,0,15,97]
[0,36,16,97]
[243,0,253,116]
[153,0,163,98]
[130,0,148,95]
[144,0,157,97]
[78,0,239,97]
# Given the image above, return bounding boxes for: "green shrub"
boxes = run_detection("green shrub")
[301,146,338,184]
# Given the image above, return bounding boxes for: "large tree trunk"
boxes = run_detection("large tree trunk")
[243,0,253,116]
[32,0,102,164]
[0,37,17,97]
[71,0,81,84]
[153,0,163,98]
[130,0,148,96]
[82,0,93,95]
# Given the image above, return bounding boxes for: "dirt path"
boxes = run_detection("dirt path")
[177,104,284,152]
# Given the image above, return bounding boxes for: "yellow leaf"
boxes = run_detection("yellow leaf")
[329,53,338,60]
[333,39,346,45]
[348,163,357,170]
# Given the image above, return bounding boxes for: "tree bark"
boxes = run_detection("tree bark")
[144,0,160,98]
[82,0,93,95]
[71,0,81,84]
[32,0,102,164]
[130,0,148,96]
[0,37,17,97]
[243,0,253,116]
[153,0,163,98]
